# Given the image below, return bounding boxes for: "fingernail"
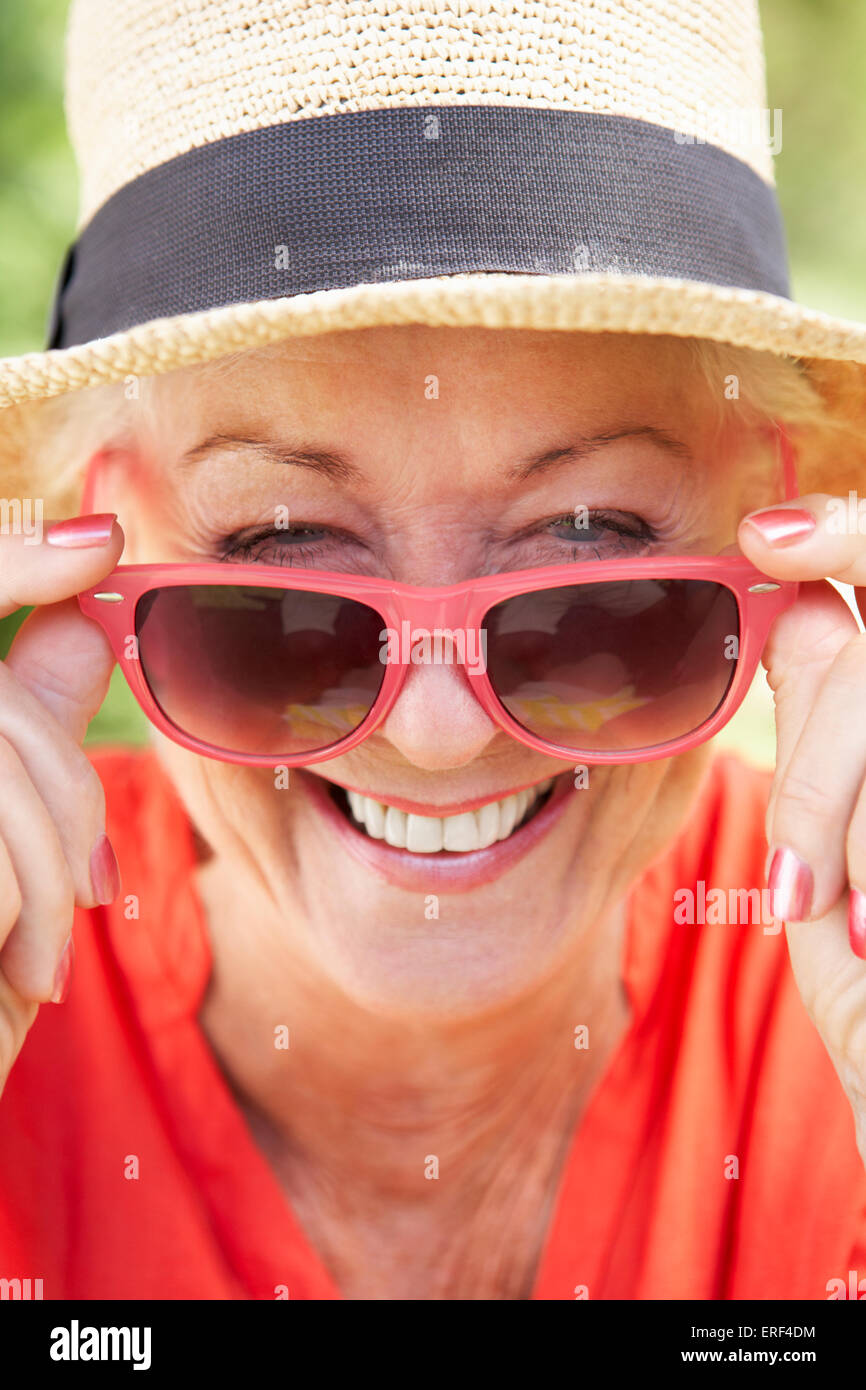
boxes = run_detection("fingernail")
[51,935,74,1004]
[767,846,814,921]
[849,889,866,960]
[45,513,116,548]
[90,832,121,905]
[741,508,816,547]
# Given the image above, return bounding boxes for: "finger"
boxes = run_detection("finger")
[738,494,866,588]
[766,630,866,923]
[758,580,857,843]
[784,907,866,1055]
[0,828,47,1064]
[846,784,866,959]
[0,514,122,618]
[0,644,115,908]
[6,596,118,743]
[0,957,40,1100]
[0,833,23,957]
[0,734,77,1001]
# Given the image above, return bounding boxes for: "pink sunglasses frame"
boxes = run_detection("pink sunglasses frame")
[77,428,801,768]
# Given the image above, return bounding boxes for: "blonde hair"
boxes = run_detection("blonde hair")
[1,332,852,518]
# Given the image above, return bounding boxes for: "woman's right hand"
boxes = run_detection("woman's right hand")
[0,513,124,1098]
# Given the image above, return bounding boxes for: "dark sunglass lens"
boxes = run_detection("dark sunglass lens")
[135,585,386,757]
[484,578,739,754]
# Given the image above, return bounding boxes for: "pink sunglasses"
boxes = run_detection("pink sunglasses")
[77,429,800,767]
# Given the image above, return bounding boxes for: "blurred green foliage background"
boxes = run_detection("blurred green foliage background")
[0,0,864,760]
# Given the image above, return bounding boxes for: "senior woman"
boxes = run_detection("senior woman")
[1,0,866,1303]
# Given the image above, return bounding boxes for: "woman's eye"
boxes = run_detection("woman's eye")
[541,510,656,551]
[220,525,338,565]
[218,511,656,567]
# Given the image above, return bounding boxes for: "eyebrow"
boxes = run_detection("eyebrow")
[177,433,362,485]
[506,425,692,482]
[178,423,691,486]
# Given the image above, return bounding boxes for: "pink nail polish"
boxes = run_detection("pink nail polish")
[741,508,816,547]
[767,846,813,921]
[849,890,866,960]
[45,513,116,548]
[51,936,74,1004]
[90,833,121,905]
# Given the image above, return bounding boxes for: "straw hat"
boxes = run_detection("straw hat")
[2,0,865,506]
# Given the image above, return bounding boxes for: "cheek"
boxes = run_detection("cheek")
[156,743,298,855]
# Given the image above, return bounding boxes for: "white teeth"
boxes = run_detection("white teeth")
[383,805,407,848]
[498,794,519,839]
[442,812,478,852]
[406,814,444,853]
[363,797,386,839]
[477,800,501,849]
[342,777,556,854]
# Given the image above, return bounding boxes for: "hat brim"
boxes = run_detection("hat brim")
[2,271,866,506]
[3,272,866,408]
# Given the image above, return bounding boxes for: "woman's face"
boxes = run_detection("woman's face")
[99,327,772,1013]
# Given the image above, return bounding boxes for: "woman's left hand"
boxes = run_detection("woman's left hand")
[738,493,866,1167]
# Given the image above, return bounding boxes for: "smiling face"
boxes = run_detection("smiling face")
[92,326,777,1012]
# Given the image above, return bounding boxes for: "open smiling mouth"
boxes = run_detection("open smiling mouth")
[326,778,558,855]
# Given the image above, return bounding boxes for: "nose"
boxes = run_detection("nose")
[379,659,501,771]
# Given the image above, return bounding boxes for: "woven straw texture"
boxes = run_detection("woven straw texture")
[66,0,773,230]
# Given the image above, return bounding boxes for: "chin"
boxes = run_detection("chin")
[285,764,608,1016]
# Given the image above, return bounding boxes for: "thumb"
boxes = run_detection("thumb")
[5,598,117,745]
[760,579,858,846]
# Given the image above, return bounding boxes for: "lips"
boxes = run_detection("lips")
[298,768,575,893]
